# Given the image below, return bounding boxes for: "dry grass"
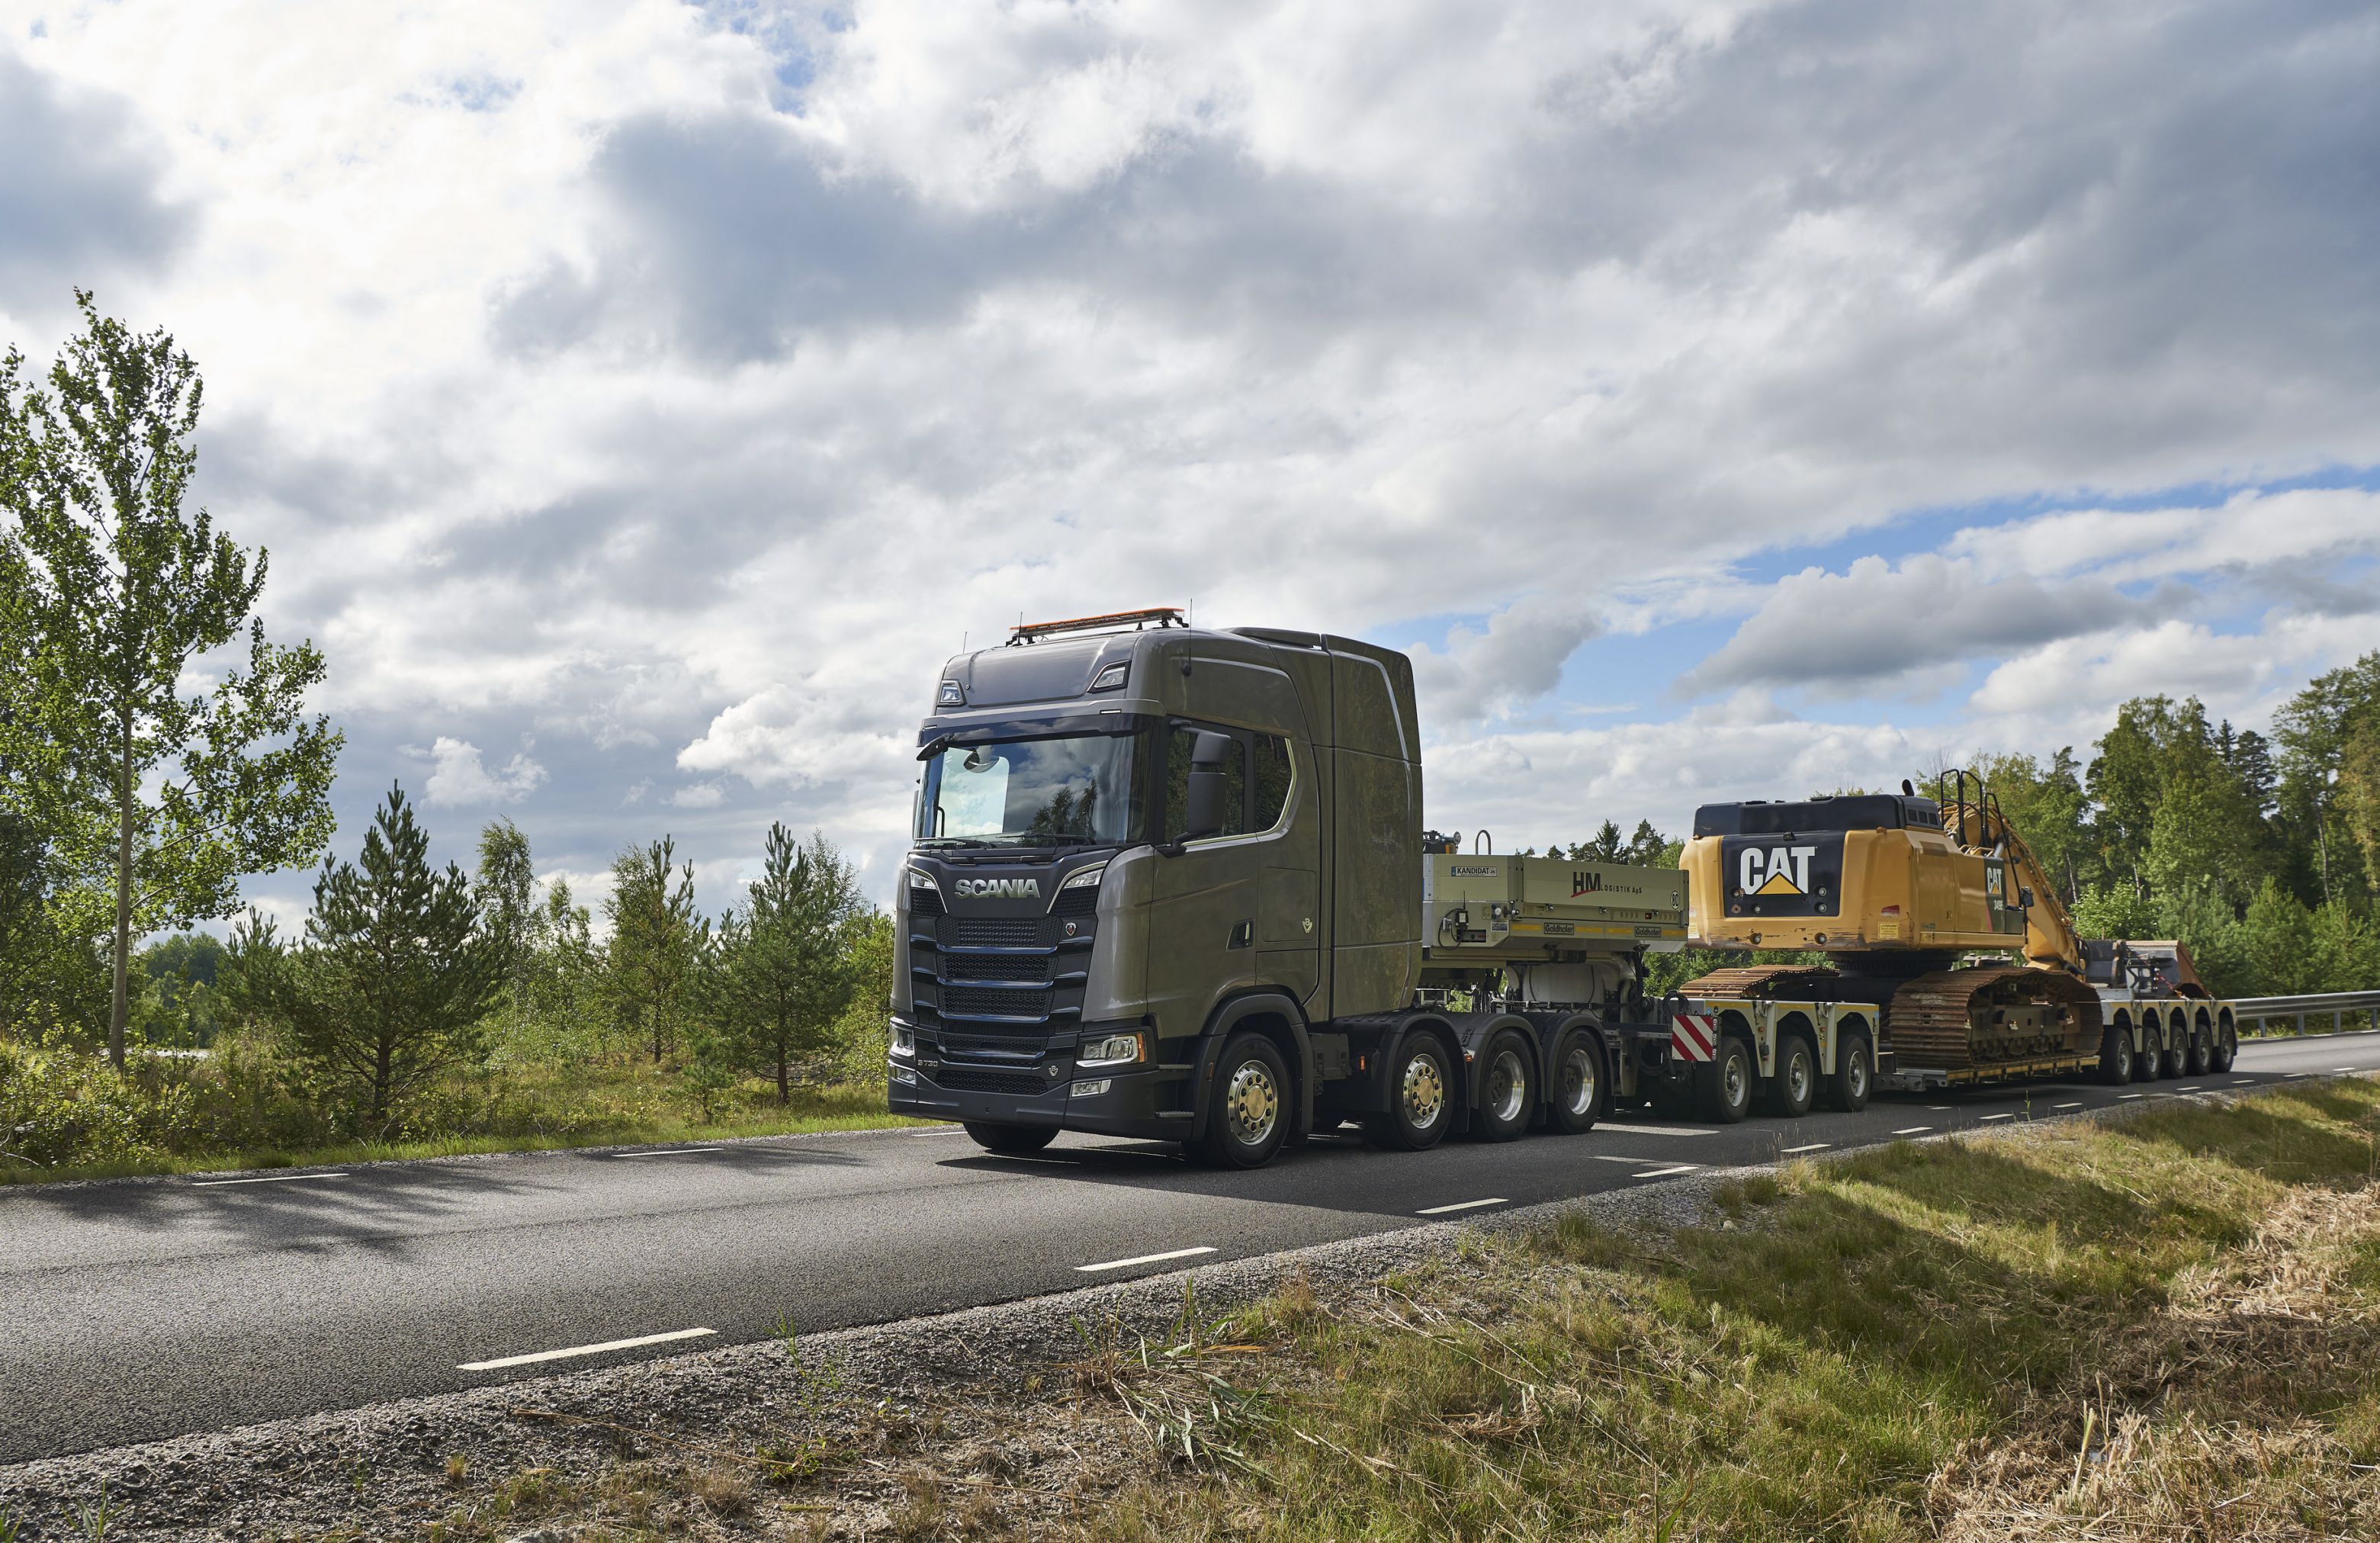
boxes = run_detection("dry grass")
[404,1078,2380,1543]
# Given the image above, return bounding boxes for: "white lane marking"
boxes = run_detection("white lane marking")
[1778,1143,1831,1154]
[191,1172,348,1187]
[2054,1102,2083,1110]
[1630,1163,1701,1179]
[2179,1085,2202,1091]
[1591,1122,1718,1136]
[2119,1093,2145,1100]
[1892,1126,1932,1135]
[2337,1066,2358,1073]
[2288,1072,2312,1079]
[1927,1105,1952,1111]
[2232,1078,2255,1085]
[1416,1197,1508,1216]
[612,1147,724,1158]
[1979,1113,2016,1121]
[1076,1246,1218,1274]
[458,1327,715,1371]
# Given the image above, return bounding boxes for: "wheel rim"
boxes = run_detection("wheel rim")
[1562,1046,1597,1117]
[1222,1059,1279,1147]
[1723,1048,1748,1110]
[1488,1048,1527,1123]
[1402,1050,1446,1130]
[1788,1047,1811,1104]
[1848,1046,1868,1099]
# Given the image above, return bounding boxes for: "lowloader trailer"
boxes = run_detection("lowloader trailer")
[887,609,1750,1166]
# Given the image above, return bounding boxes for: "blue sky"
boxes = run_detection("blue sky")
[4,0,2377,924]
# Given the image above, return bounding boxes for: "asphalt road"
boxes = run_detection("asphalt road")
[6,1030,2377,1464]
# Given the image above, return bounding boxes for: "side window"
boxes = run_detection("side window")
[1252,734,1292,829]
[1164,725,1247,839]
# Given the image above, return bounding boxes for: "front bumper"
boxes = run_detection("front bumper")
[888,1016,1187,1142]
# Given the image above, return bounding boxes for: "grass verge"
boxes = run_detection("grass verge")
[0,1078,925,1186]
[402,1078,2380,1542]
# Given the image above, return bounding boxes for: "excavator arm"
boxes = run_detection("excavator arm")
[1938,771,2087,979]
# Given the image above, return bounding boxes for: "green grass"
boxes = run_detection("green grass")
[0,1069,923,1186]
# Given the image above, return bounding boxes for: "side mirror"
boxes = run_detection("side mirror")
[1183,731,1235,840]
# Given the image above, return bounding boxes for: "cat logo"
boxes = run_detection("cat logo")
[1739,844,1818,896]
[1571,870,1604,896]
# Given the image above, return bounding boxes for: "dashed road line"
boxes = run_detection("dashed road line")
[1076,1246,1218,1274]
[612,1147,724,1158]
[1778,1143,1831,1155]
[1591,1123,1718,1136]
[1979,1113,2016,1121]
[190,1172,348,1188]
[1630,1163,1701,1179]
[458,1327,714,1371]
[2119,1093,2145,1100]
[2054,1101,2083,1110]
[1892,1126,1932,1136]
[1417,1197,1508,1216]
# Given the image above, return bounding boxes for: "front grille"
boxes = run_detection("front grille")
[953,917,1042,947]
[929,1066,1049,1096]
[943,953,1049,982]
[942,1031,1047,1053]
[1052,884,1099,917]
[941,985,1055,1018]
[911,886,945,918]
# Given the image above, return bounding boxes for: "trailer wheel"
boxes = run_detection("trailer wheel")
[2132,1024,2160,1082]
[1762,1036,1816,1117]
[1471,1037,1534,1143]
[1694,1037,1755,1124]
[1548,1033,1604,1135]
[2184,1019,2211,1076]
[963,1122,1058,1156]
[2099,1023,2134,1085]
[1824,1029,1871,1112]
[2158,1027,2186,1079]
[1193,1033,1291,1169]
[2210,1018,2238,1072]
[1363,1036,1456,1152]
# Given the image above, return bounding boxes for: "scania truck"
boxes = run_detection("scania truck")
[886,609,1728,1168]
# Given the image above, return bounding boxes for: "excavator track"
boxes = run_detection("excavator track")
[1679,962,2102,1071]
[1886,966,2102,1069]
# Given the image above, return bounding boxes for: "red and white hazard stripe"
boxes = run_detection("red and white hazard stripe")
[1671,1011,1717,1062]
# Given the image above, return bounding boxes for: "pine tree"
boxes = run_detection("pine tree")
[603,837,703,1062]
[711,825,867,1103]
[274,785,498,1129]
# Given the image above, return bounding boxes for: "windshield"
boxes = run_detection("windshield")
[915,732,1143,847]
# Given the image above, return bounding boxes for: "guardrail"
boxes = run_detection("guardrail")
[2227,990,2380,1036]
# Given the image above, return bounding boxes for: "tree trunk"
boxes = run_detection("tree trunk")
[776,1040,789,1105]
[108,706,135,1072]
[373,1034,393,1127]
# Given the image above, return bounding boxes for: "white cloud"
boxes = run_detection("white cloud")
[669,782,724,809]
[1412,596,1601,725]
[423,736,548,806]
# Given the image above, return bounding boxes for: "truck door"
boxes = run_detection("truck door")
[1251,731,1322,1010]
[1145,725,1261,1037]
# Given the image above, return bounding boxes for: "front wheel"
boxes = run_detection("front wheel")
[1193,1033,1291,1169]
[1363,1036,1456,1151]
[1548,1033,1604,1134]
[963,1121,1058,1156]
[1694,1037,1754,1124]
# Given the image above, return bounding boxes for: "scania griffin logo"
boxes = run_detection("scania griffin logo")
[955,877,1042,900]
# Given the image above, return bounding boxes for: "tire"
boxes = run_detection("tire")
[1192,1033,1292,1169]
[2210,1019,2238,1073]
[2132,1025,2160,1082]
[1547,1032,1604,1135]
[1694,1037,1755,1124]
[1471,1036,1534,1143]
[1825,1030,1872,1112]
[963,1121,1058,1156]
[2184,1019,2211,1077]
[2158,1025,2186,1079]
[1764,1036,1816,1118]
[2098,1022,2134,1086]
[1362,1034,1457,1152]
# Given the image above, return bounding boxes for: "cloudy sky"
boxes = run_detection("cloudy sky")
[4,0,2376,924]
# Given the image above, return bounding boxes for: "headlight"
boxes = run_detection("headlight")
[1071,1078,1112,1098]
[936,680,965,706]
[891,1022,916,1056]
[1088,661,1128,692]
[1061,863,1106,891]
[907,867,941,896]
[889,1064,917,1085]
[1078,1031,1145,1068]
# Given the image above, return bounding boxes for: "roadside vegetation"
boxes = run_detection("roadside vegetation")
[388,1079,2380,1542]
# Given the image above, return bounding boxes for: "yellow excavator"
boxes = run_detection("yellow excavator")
[1678,772,2107,1072]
